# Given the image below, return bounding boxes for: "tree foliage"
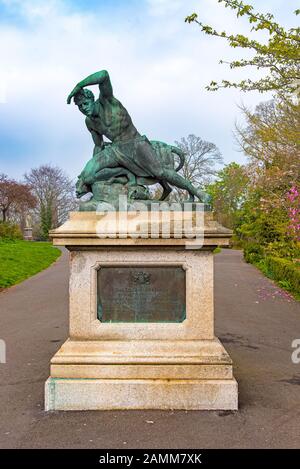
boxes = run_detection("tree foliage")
[40,202,53,241]
[206,162,249,229]
[0,174,36,223]
[208,94,300,252]
[287,186,300,242]
[235,95,300,213]
[186,0,300,93]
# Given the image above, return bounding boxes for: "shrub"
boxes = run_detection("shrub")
[243,242,264,263]
[264,241,300,259]
[264,256,300,295]
[0,222,22,240]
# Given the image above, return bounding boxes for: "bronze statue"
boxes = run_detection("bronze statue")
[67,70,208,206]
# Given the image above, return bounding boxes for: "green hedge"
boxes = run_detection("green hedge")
[243,242,264,264]
[264,256,300,295]
[0,221,22,240]
[243,242,300,298]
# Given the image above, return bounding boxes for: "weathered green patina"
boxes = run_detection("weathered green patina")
[67,70,210,207]
[97,266,186,323]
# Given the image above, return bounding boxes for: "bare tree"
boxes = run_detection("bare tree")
[0,174,36,223]
[24,165,77,238]
[172,134,223,200]
[176,135,223,183]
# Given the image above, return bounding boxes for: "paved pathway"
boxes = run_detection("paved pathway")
[0,249,299,448]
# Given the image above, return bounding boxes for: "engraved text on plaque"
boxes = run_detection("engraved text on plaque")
[97,266,186,323]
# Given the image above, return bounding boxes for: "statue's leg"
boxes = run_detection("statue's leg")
[159,180,172,201]
[160,169,204,202]
[136,141,203,202]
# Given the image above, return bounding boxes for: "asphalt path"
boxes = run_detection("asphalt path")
[0,248,299,449]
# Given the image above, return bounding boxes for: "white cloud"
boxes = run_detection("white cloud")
[0,0,295,180]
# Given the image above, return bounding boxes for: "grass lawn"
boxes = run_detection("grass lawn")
[0,240,61,289]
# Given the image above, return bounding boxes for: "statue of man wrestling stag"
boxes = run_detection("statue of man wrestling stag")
[67,70,209,206]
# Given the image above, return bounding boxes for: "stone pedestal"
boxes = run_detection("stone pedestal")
[45,210,238,410]
[23,227,33,241]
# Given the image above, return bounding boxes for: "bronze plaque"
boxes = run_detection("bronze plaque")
[97,266,186,323]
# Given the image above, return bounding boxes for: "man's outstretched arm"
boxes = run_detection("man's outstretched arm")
[67,70,113,104]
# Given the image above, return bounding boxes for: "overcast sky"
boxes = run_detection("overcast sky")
[0,0,298,182]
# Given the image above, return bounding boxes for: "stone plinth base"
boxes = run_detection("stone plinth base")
[45,377,237,411]
[23,227,33,240]
[45,337,238,410]
[46,212,238,411]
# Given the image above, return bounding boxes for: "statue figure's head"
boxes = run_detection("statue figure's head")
[74,89,95,117]
[76,176,91,198]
